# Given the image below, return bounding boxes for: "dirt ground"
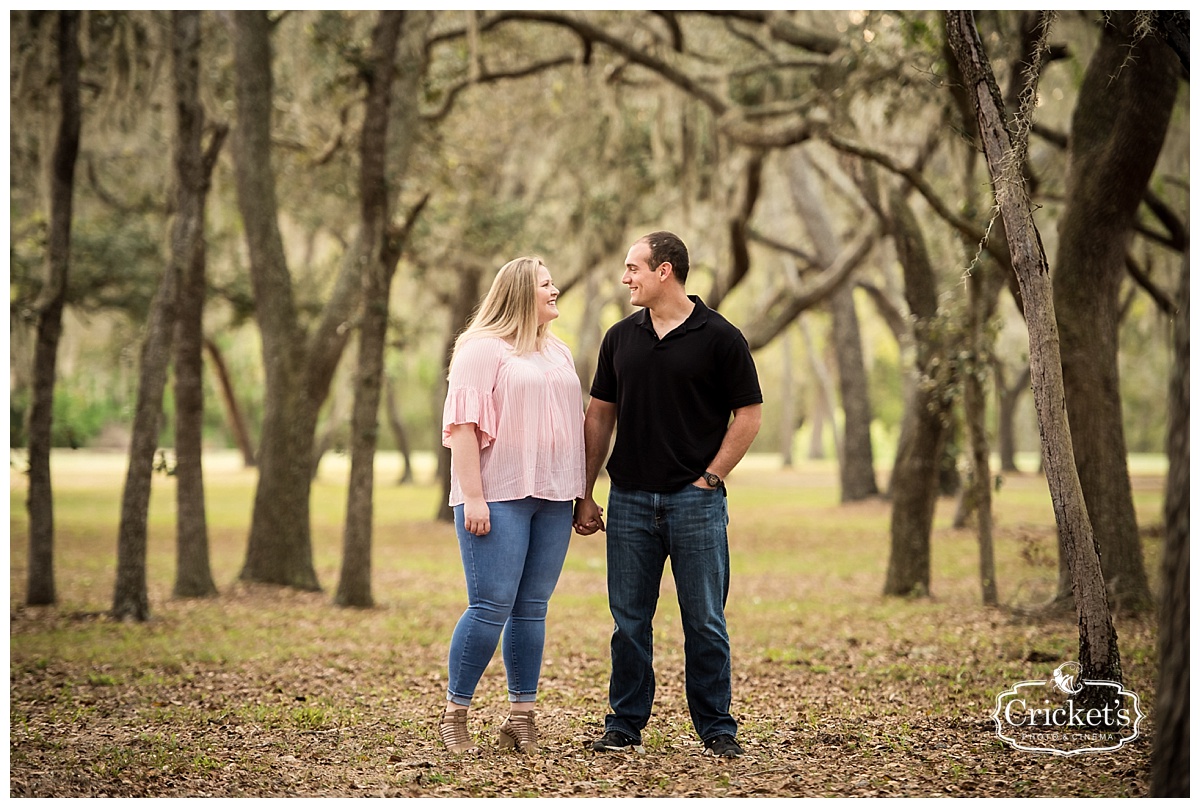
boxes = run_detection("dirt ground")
[8,588,1159,798]
[9,458,1166,797]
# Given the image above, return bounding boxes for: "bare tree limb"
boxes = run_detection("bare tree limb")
[745,221,878,350]
[485,10,729,113]
[825,131,1014,273]
[1125,254,1178,314]
[687,10,841,54]
[422,55,577,122]
[747,226,820,269]
[857,280,909,343]
[1033,122,1187,251]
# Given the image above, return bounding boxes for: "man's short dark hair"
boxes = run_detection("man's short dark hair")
[640,231,689,285]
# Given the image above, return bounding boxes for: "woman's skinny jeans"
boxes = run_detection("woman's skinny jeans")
[447,497,573,706]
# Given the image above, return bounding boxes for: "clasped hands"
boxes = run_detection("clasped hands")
[573,497,605,535]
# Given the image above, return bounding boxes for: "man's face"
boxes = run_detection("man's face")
[622,241,661,309]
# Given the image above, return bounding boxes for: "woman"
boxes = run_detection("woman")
[438,256,587,754]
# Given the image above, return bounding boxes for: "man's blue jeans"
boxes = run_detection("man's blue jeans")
[447,497,573,706]
[603,483,736,742]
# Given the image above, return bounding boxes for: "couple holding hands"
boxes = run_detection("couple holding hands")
[439,231,763,759]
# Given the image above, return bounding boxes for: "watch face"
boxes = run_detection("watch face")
[705,473,720,487]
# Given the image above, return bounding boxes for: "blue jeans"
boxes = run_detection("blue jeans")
[447,497,573,706]
[603,484,736,742]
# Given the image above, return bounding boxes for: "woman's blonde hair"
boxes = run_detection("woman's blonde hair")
[452,256,550,361]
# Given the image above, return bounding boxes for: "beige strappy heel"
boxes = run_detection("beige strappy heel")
[498,711,539,753]
[439,706,480,754]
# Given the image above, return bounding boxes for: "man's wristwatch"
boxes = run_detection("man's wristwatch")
[703,471,723,488]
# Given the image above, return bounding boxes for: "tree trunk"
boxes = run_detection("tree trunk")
[436,266,484,522]
[963,263,998,606]
[948,10,1122,692]
[203,337,256,467]
[231,11,365,590]
[800,314,836,461]
[1051,11,1177,615]
[337,10,421,609]
[995,362,1030,473]
[573,268,606,395]
[883,189,950,598]
[785,151,877,500]
[383,374,415,484]
[171,10,223,600]
[26,10,81,607]
[708,150,763,309]
[232,10,321,591]
[115,9,226,620]
[778,328,796,467]
[311,368,352,480]
[1152,249,1188,797]
[830,286,879,501]
[115,193,190,613]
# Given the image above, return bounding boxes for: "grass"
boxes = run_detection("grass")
[8,449,1168,797]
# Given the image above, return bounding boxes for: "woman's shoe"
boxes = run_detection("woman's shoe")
[439,707,479,754]
[498,711,538,753]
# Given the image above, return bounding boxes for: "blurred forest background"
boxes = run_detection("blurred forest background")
[7,9,1191,797]
[11,10,1187,461]
[9,10,1188,611]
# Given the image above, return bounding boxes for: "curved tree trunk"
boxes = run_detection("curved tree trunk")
[232,11,363,591]
[883,189,950,598]
[785,151,878,500]
[337,10,430,608]
[948,9,1122,694]
[232,10,321,591]
[172,11,223,600]
[708,149,763,310]
[1051,11,1178,615]
[26,10,81,607]
[203,337,256,467]
[1152,249,1188,797]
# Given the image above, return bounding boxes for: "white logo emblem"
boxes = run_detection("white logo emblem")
[992,662,1144,756]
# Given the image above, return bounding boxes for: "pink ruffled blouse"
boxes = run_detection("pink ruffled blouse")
[441,334,586,507]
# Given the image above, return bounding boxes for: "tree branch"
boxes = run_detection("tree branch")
[744,220,878,350]
[747,226,820,269]
[825,131,1014,273]
[1125,253,1178,314]
[485,10,729,113]
[1033,122,1187,251]
[687,10,840,54]
[383,192,431,270]
[422,55,576,122]
[857,280,910,343]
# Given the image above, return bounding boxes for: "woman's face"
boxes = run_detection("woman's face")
[535,263,560,325]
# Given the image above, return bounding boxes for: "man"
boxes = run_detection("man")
[574,231,763,759]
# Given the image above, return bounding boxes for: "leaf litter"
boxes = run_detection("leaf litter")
[9,469,1164,797]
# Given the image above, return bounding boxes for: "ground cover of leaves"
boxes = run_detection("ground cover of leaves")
[9,456,1166,797]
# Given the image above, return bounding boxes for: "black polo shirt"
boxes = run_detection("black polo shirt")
[590,295,762,492]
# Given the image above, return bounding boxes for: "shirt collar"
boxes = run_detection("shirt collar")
[635,295,709,334]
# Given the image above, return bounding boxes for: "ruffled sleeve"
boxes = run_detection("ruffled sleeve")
[441,337,503,449]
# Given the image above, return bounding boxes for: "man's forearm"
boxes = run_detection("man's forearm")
[583,399,617,497]
[707,403,762,479]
